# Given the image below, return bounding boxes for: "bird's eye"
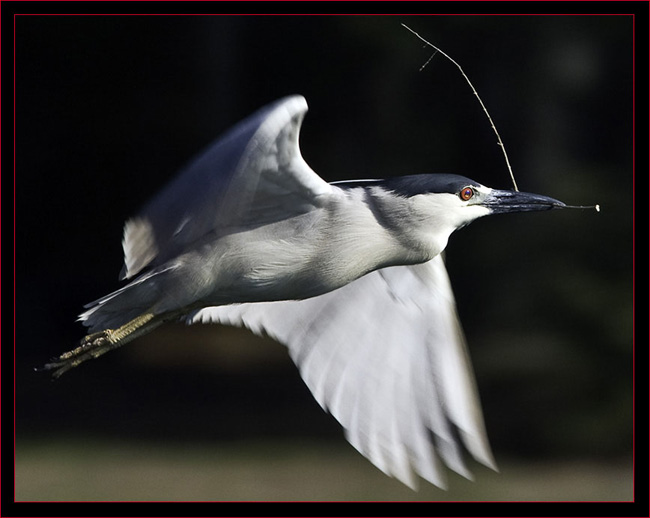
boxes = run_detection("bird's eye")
[459,187,475,201]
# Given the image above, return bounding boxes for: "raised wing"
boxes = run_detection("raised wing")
[188,255,496,489]
[121,95,333,280]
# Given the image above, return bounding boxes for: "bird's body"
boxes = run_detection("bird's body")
[44,95,568,489]
[87,177,472,327]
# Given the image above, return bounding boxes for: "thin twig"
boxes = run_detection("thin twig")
[402,23,519,192]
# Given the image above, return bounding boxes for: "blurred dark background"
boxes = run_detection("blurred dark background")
[14,13,633,501]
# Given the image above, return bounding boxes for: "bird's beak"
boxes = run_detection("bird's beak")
[482,189,566,214]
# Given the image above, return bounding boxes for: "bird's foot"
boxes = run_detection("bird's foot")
[39,330,116,379]
[38,312,167,379]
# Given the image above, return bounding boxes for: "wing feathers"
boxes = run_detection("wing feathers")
[187,256,495,488]
[120,96,331,280]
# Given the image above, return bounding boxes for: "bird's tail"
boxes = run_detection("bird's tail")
[78,265,176,333]
[40,265,181,378]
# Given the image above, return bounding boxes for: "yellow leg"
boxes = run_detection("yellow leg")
[41,312,173,379]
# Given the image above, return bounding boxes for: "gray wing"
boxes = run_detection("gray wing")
[188,255,497,489]
[121,95,333,280]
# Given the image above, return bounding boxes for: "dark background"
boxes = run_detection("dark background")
[12,9,635,501]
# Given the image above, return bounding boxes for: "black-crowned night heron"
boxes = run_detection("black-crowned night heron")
[44,95,572,489]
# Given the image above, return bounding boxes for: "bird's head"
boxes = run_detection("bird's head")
[383,172,565,222]
[373,174,567,258]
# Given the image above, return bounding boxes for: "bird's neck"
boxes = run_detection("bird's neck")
[327,188,450,270]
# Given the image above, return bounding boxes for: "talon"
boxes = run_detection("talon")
[38,329,116,378]
[37,313,163,379]
[80,329,113,348]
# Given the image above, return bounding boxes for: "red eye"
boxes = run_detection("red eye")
[460,187,474,201]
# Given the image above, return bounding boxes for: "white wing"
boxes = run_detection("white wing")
[121,95,332,280]
[188,255,497,489]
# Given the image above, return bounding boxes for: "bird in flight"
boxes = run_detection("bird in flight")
[43,95,571,489]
